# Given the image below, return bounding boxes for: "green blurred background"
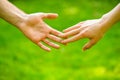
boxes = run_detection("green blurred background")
[0,0,120,80]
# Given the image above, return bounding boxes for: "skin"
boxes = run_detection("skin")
[0,0,63,52]
[61,3,120,51]
[0,0,119,52]
[18,13,63,52]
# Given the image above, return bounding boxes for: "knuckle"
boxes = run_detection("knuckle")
[80,32,86,37]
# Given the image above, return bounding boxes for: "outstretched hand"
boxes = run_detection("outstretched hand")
[1,0,119,52]
[60,19,107,51]
[18,13,63,52]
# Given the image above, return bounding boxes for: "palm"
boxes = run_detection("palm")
[19,13,62,51]
[24,20,51,43]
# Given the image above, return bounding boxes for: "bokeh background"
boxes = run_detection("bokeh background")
[0,0,120,80]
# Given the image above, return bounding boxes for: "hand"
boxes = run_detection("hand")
[60,19,108,51]
[17,13,63,52]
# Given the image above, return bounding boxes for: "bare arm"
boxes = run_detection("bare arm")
[0,0,63,51]
[0,0,26,26]
[99,3,120,32]
[61,3,120,51]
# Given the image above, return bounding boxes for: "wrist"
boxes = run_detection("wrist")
[100,3,120,28]
[0,0,28,29]
[13,13,28,28]
[98,3,120,35]
[98,14,113,33]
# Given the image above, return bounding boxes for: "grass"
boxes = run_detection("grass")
[0,0,120,80]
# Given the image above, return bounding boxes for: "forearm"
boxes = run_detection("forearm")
[101,3,120,31]
[0,0,27,27]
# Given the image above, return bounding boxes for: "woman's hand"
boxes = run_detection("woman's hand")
[61,19,108,51]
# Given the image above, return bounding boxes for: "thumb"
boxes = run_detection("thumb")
[41,13,58,19]
[82,39,97,51]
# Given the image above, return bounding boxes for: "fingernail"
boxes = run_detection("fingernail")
[47,49,51,52]
[58,34,63,37]
[56,45,60,49]
[61,41,65,44]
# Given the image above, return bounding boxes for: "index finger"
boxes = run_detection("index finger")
[61,33,85,44]
[63,22,84,32]
[51,28,63,37]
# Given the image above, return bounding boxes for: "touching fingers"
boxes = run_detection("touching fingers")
[47,34,62,42]
[60,28,80,38]
[43,39,60,49]
[37,42,51,52]
[63,25,80,33]
[51,28,63,37]
[61,33,85,44]
[63,22,84,32]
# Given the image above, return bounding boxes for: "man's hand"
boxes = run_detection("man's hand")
[0,0,63,52]
[17,13,63,52]
[60,19,108,51]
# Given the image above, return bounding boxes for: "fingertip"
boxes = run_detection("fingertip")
[63,29,69,33]
[61,41,64,44]
[46,48,51,52]
[38,43,51,52]
[82,45,90,51]
[82,47,87,51]
[54,13,59,16]
[56,45,60,49]
[63,30,67,33]
[51,13,58,18]
[60,41,67,45]
[59,34,69,39]
[51,29,63,37]
[82,39,96,51]
[58,32,66,38]
[43,13,59,19]
[58,33,62,36]
[58,34,64,38]
[61,40,66,44]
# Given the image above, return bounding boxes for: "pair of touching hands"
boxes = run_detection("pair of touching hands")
[0,0,110,52]
[17,12,107,52]
[1,0,119,52]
